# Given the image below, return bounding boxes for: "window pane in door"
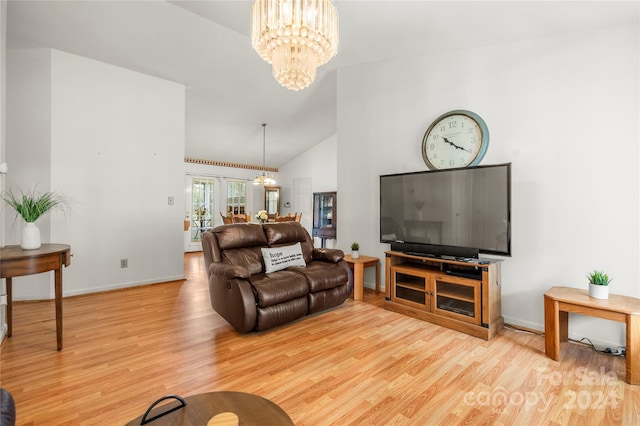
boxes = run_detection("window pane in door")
[192,178,215,242]
[226,180,246,215]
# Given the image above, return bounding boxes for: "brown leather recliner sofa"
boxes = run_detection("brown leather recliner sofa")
[201,222,353,332]
[1,388,16,426]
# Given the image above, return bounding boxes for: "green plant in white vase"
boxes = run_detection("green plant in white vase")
[586,270,611,300]
[2,188,69,250]
[351,242,360,259]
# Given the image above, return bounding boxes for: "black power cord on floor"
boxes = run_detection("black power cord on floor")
[570,337,626,357]
[503,324,626,358]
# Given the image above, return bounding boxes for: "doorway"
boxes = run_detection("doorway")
[185,175,217,252]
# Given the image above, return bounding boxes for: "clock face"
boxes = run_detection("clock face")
[422,110,489,170]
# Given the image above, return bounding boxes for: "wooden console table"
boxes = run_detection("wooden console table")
[0,244,71,351]
[544,286,640,385]
[343,255,380,301]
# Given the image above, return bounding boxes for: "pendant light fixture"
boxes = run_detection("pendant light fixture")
[253,123,276,186]
[251,0,339,91]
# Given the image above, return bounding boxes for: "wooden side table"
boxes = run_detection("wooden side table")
[544,286,640,385]
[0,244,71,351]
[343,255,380,301]
[125,391,293,426]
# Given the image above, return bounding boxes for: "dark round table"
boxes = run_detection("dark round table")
[125,391,294,426]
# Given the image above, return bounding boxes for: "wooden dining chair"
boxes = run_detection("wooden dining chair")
[232,215,246,223]
[294,213,302,222]
[232,213,251,223]
[275,214,295,222]
[220,212,232,225]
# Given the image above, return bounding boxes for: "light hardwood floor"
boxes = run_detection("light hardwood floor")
[1,253,638,425]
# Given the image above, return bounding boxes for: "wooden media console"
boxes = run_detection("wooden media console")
[384,251,503,340]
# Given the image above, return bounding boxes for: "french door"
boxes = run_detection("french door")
[185,175,217,252]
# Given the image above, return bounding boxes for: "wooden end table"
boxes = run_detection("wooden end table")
[544,286,640,385]
[0,244,71,350]
[343,255,380,301]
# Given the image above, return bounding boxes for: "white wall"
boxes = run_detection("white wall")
[4,49,52,297]
[337,24,639,347]
[278,134,337,245]
[0,0,6,244]
[278,134,337,198]
[6,49,186,299]
[0,0,7,342]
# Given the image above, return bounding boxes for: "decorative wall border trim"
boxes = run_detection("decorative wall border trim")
[184,157,278,173]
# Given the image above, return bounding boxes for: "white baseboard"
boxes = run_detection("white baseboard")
[9,275,186,301]
[502,316,543,333]
[64,275,186,298]
[502,315,624,348]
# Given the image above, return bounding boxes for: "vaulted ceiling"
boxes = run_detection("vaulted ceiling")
[6,1,638,168]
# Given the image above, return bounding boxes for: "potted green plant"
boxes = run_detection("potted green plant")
[587,270,611,300]
[350,242,360,259]
[2,188,68,250]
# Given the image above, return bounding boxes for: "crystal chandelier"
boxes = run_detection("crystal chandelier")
[253,123,276,186]
[251,0,339,91]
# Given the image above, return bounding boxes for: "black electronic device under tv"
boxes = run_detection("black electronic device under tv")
[380,163,511,258]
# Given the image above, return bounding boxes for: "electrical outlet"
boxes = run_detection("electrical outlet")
[168,196,175,205]
[120,259,128,268]
[605,346,626,356]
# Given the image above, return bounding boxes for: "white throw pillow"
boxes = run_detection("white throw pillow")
[261,243,306,273]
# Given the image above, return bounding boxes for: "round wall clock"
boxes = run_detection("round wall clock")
[421,110,489,170]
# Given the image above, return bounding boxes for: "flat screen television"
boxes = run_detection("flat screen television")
[380,163,511,258]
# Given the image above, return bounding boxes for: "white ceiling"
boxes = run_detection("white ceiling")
[6,0,639,168]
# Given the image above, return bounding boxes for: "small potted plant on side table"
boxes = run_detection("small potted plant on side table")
[351,242,360,259]
[2,188,68,250]
[587,270,611,300]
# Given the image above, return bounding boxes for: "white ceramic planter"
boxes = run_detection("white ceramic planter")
[589,283,609,300]
[352,250,359,259]
[21,222,42,250]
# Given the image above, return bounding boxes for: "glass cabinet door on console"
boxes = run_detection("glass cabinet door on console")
[391,265,432,310]
[312,192,336,247]
[390,263,481,325]
[433,275,481,325]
